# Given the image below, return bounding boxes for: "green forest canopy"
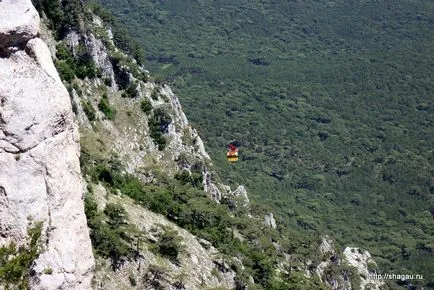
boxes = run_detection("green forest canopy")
[96,0,434,287]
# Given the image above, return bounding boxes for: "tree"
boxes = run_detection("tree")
[104,203,128,228]
[141,99,153,114]
[154,229,183,264]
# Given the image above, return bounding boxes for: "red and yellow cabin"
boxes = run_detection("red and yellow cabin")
[227,144,239,162]
[227,150,238,162]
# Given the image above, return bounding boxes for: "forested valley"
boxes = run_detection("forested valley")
[95,0,434,288]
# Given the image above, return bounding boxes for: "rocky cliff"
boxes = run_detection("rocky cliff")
[0,0,94,289]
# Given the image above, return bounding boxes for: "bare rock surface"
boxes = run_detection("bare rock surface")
[232,185,250,205]
[343,247,384,290]
[264,212,277,229]
[0,1,94,289]
[0,0,39,50]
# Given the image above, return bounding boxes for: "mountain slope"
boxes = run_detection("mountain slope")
[96,0,434,288]
[17,0,389,289]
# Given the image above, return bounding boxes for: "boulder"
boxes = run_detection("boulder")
[264,212,277,229]
[0,0,39,49]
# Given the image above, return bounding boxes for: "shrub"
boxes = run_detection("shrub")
[75,45,98,79]
[0,222,43,288]
[82,100,96,121]
[104,203,128,228]
[148,108,171,150]
[150,130,167,151]
[103,77,112,87]
[110,55,130,90]
[140,99,152,114]
[55,60,75,82]
[54,42,99,81]
[123,82,139,98]
[98,94,116,120]
[84,195,131,270]
[153,229,183,263]
[151,87,161,100]
[174,170,203,189]
[152,108,172,133]
[72,83,83,96]
[33,0,82,38]
[56,43,74,63]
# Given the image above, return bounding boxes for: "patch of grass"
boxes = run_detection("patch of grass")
[98,93,116,120]
[82,100,96,121]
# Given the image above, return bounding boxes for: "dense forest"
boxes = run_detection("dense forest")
[95,0,434,288]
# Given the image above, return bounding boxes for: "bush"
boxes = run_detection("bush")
[140,99,153,114]
[84,196,132,270]
[151,87,161,100]
[110,55,131,90]
[33,0,82,38]
[150,130,167,151]
[54,42,99,81]
[174,170,203,189]
[153,229,183,263]
[82,100,96,121]
[75,45,99,79]
[104,203,128,228]
[148,108,171,150]
[152,108,172,133]
[0,222,43,289]
[56,43,74,63]
[123,82,139,98]
[103,77,112,87]
[55,60,75,82]
[98,94,116,120]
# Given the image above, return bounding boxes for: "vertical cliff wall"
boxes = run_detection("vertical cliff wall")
[0,0,94,289]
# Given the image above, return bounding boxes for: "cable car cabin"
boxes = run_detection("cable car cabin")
[227,150,239,162]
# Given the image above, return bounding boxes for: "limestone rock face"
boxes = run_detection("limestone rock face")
[319,236,335,255]
[0,1,94,289]
[264,212,277,229]
[343,247,384,290]
[232,185,250,205]
[0,0,39,50]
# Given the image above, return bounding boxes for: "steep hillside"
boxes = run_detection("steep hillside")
[1,0,389,289]
[96,0,434,288]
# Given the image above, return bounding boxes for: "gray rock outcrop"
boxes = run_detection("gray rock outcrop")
[264,212,277,229]
[0,0,94,289]
[343,247,384,290]
[232,185,250,205]
[316,238,383,290]
[0,0,39,52]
